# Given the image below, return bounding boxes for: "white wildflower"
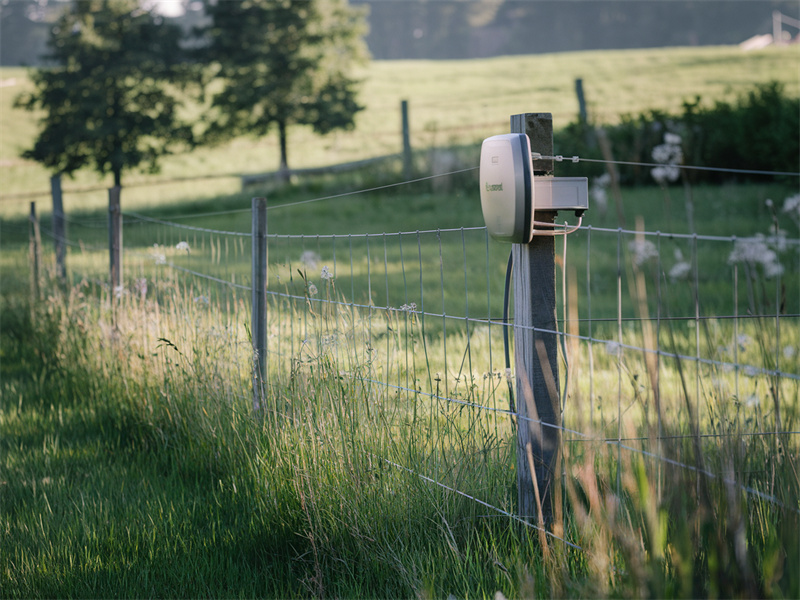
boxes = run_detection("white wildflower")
[590,185,608,212]
[628,239,659,266]
[668,260,691,282]
[151,243,167,265]
[737,334,752,350]
[113,285,125,299]
[604,341,621,356]
[320,265,333,280]
[783,345,796,360]
[651,165,680,185]
[745,394,760,408]
[782,193,800,226]
[504,368,513,382]
[301,250,320,269]
[728,234,783,278]
[651,133,683,185]
[308,283,318,296]
[590,173,610,213]
[651,135,683,165]
[175,241,190,253]
[763,260,785,278]
[400,303,417,312]
[134,278,147,299]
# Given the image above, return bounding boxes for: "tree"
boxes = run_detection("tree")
[199,0,369,176]
[15,0,194,187]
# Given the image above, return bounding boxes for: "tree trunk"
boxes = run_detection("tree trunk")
[113,168,122,188]
[278,120,290,184]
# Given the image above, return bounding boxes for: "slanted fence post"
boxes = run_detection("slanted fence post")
[108,186,122,294]
[511,113,562,526]
[29,201,42,302]
[252,196,268,413]
[51,174,67,285]
[401,99,412,179]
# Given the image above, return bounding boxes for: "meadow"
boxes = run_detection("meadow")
[1,44,800,598]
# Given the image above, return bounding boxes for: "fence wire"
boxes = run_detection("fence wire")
[18,164,800,550]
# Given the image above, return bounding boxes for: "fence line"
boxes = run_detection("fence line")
[14,157,799,546]
[115,212,797,514]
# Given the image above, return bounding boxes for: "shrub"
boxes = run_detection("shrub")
[554,81,800,185]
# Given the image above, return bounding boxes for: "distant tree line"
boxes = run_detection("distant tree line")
[3,0,798,66]
[15,0,368,188]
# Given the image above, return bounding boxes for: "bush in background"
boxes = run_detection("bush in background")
[554,81,800,185]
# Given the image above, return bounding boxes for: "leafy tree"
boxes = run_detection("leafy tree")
[199,0,369,176]
[15,0,194,187]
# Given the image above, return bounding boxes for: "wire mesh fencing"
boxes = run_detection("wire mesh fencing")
[22,176,800,549]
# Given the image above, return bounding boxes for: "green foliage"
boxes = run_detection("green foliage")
[555,81,800,184]
[14,0,194,186]
[197,0,369,172]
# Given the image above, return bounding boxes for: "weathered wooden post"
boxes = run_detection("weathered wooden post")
[51,174,67,284]
[108,186,122,294]
[252,196,268,412]
[401,99,412,179]
[575,79,588,125]
[29,202,42,302]
[511,113,562,526]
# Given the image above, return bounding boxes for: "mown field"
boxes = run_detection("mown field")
[1,43,798,217]
[1,45,799,598]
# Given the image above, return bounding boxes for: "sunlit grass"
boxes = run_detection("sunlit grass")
[2,244,797,596]
[2,44,798,218]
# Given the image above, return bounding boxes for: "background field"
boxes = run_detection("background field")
[1,44,799,598]
[1,43,798,218]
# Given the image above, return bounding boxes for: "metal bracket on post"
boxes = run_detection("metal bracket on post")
[511,113,562,526]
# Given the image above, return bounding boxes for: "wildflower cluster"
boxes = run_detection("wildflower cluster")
[151,243,166,265]
[668,248,692,282]
[782,193,800,229]
[628,238,659,267]
[590,172,611,214]
[650,132,683,185]
[727,234,784,278]
[301,250,320,269]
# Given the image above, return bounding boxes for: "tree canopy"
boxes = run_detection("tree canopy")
[199,0,369,174]
[15,0,194,187]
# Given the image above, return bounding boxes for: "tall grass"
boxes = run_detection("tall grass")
[2,221,798,596]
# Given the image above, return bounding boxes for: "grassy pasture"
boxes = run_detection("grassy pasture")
[1,43,798,217]
[2,45,800,597]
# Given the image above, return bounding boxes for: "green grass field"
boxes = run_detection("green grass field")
[2,45,800,598]
[1,43,798,217]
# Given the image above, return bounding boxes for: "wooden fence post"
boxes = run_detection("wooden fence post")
[252,196,268,413]
[108,186,122,294]
[29,201,42,302]
[51,174,67,284]
[401,99,412,179]
[575,78,588,125]
[511,113,562,526]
